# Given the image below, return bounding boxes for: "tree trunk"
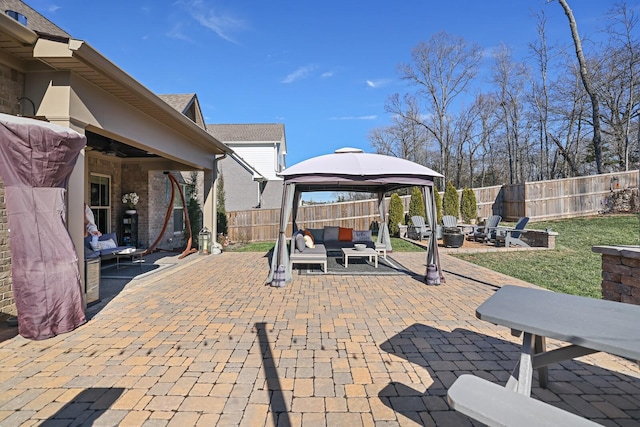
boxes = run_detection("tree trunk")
[557,0,603,174]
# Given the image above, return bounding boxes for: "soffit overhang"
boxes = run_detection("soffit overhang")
[29,37,232,157]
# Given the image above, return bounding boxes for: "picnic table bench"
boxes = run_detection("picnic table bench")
[448,285,640,425]
[448,374,599,426]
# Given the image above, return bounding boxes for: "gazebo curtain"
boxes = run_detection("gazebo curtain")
[376,191,391,251]
[267,182,296,287]
[423,185,442,284]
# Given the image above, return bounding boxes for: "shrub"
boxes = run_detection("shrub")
[216,171,227,235]
[460,187,478,223]
[443,181,460,218]
[388,193,404,236]
[434,185,443,224]
[408,187,426,225]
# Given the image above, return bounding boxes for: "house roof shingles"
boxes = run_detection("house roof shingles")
[157,94,197,113]
[207,123,284,143]
[0,0,70,38]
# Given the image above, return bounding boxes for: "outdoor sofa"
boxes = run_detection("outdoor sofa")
[84,232,134,261]
[289,226,375,272]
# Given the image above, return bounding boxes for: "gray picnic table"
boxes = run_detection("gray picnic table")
[475,285,640,396]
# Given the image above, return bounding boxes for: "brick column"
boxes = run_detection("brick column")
[592,246,640,305]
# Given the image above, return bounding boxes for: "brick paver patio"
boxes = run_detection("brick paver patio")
[0,251,638,426]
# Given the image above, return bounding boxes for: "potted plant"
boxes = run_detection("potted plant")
[122,192,139,214]
[442,226,464,248]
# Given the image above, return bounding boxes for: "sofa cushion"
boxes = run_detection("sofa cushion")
[295,232,306,252]
[324,226,339,242]
[352,230,372,242]
[309,228,324,243]
[338,227,353,241]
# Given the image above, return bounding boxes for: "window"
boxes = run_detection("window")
[173,183,187,233]
[90,174,111,232]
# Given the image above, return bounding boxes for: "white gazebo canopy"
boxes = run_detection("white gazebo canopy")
[267,148,444,286]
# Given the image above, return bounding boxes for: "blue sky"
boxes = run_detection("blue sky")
[29,1,616,168]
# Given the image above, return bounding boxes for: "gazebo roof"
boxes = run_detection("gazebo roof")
[280,148,443,193]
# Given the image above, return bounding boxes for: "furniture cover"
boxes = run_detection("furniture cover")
[0,114,86,340]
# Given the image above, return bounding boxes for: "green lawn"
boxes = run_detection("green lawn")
[455,214,639,298]
[226,215,640,299]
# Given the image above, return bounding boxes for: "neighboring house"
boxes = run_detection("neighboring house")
[0,1,233,315]
[207,124,286,211]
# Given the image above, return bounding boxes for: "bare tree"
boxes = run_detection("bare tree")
[397,32,483,182]
[528,10,554,180]
[556,0,604,173]
[548,61,590,176]
[492,44,529,184]
[373,93,432,165]
[600,1,640,171]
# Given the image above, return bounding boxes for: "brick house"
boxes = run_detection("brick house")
[0,1,233,315]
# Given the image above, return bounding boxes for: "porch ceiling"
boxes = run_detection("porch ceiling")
[0,14,231,159]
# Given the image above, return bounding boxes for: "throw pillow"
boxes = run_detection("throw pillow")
[97,239,117,250]
[324,226,339,242]
[338,227,353,241]
[303,229,315,244]
[352,230,372,242]
[303,235,315,248]
[295,232,306,252]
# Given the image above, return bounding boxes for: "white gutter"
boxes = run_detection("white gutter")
[32,37,233,157]
[0,12,38,44]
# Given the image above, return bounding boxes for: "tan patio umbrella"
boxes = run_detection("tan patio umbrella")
[0,114,86,340]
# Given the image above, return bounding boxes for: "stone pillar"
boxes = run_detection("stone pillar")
[592,246,640,305]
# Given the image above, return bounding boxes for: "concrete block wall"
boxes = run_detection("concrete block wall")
[522,230,557,249]
[592,246,640,305]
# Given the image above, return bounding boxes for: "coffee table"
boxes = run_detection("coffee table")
[342,247,378,268]
[115,248,146,270]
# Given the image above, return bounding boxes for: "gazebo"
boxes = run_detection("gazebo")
[267,148,444,287]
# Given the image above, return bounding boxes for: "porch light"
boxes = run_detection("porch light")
[198,227,212,255]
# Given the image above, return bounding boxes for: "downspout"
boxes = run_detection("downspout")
[213,152,228,249]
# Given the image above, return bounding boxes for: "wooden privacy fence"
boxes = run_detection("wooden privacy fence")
[226,171,639,242]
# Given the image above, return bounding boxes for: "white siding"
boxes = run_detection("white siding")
[231,144,282,180]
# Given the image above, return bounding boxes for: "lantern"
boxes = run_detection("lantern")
[198,227,212,255]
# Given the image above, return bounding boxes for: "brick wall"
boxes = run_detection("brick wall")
[592,246,640,305]
[0,64,24,316]
[0,63,23,115]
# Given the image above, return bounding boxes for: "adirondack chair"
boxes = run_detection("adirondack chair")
[495,217,530,247]
[473,215,502,243]
[442,215,458,228]
[409,216,429,240]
